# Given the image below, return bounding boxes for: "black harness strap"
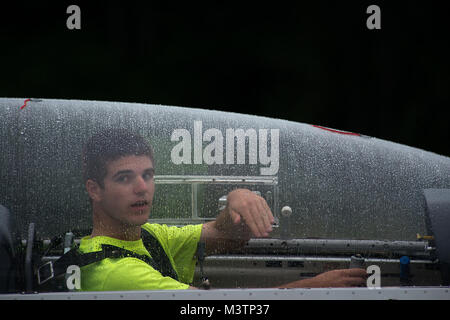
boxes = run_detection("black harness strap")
[37,228,179,287]
[141,229,179,281]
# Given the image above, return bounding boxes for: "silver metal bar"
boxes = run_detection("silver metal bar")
[155,175,278,185]
[192,184,199,219]
[242,238,431,255]
[273,184,279,222]
[204,254,437,265]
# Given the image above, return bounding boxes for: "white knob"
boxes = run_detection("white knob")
[281,206,292,217]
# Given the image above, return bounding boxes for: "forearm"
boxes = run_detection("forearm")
[200,203,252,255]
[201,219,250,255]
[275,269,368,288]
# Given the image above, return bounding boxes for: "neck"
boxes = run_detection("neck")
[91,226,142,241]
[91,207,142,241]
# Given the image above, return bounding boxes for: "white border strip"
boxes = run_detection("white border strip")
[1,287,449,300]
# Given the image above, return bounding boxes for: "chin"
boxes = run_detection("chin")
[132,212,150,226]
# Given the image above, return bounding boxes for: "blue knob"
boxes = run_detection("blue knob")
[400,256,410,265]
[400,256,410,284]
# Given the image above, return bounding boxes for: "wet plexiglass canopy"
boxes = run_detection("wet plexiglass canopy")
[2,98,449,240]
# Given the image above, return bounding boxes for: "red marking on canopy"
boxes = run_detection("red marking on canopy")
[20,98,31,110]
[312,125,361,136]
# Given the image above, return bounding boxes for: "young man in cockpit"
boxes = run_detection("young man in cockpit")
[80,129,367,290]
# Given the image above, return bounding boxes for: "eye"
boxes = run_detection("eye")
[116,175,129,183]
[143,171,154,181]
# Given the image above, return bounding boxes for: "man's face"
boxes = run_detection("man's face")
[95,155,155,228]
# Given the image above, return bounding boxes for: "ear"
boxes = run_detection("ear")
[86,179,103,202]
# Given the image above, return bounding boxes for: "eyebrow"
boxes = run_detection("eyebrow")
[112,168,154,179]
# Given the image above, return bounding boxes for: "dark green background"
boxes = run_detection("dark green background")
[1,1,449,156]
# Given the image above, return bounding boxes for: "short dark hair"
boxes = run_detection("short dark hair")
[82,129,154,188]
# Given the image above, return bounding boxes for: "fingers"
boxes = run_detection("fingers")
[246,197,268,237]
[228,189,274,238]
[340,268,367,277]
[229,209,241,224]
[310,269,368,288]
[237,203,267,238]
[263,200,275,225]
[258,197,275,229]
[249,193,274,237]
[336,269,368,287]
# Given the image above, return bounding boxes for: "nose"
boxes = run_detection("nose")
[133,176,149,194]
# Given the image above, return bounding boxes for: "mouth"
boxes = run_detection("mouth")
[130,200,150,211]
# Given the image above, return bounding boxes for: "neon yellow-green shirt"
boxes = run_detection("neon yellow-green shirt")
[79,223,203,291]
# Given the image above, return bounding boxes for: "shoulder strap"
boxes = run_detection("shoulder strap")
[141,228,179,281]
